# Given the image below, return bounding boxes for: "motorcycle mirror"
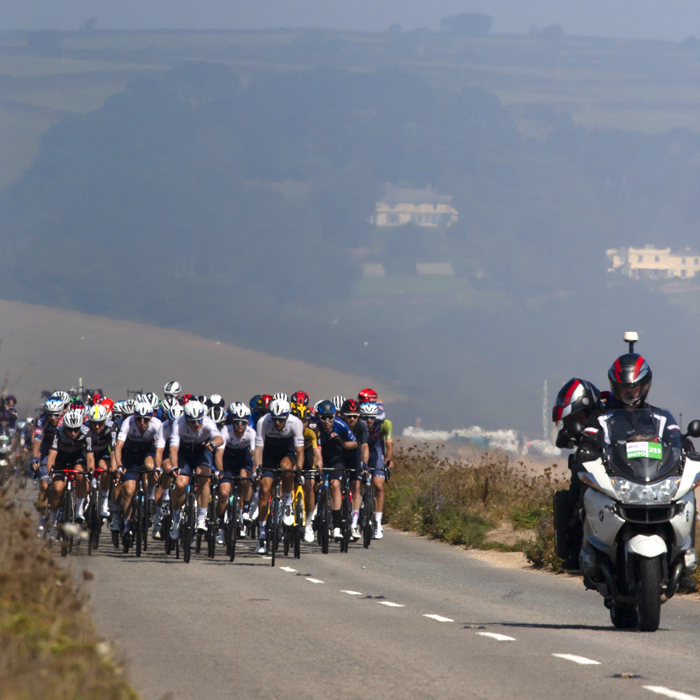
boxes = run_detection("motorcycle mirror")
[685,420,700,439]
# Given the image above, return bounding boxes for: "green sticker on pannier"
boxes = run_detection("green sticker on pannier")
[626,441,662,460]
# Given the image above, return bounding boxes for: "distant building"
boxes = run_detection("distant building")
[607,245,700,279]
[374,185,458,228]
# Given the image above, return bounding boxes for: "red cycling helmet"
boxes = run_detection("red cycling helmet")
[290,391,310,407]
[179,393,195,406]
[358,388,378,403]
[260,394,273,408]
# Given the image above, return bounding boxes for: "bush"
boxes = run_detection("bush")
[384,445,563,554]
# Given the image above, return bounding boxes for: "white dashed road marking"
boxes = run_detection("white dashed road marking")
[341,590,363,595]
[279,567,297,573]
[378,601,405,608]
[644,687,700,700]
[306,578,324,584]
[552,654,600,666]
[476,632,516,642]
[423,614,454,622]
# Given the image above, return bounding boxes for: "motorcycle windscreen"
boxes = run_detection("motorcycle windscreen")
[604,408,681,482]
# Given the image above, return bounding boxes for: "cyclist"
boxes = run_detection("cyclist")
[169,400,223,538]
[292,402,322,543]
[85,404,118,518]
[163,381,182,401]
[46,409,90,536]
[209,405,227,429]
[316,400,357,541]
[207,394,226,409]
[114,401,162,539]
[253,398,305,555]
[214,403,256,545]
[31,397,65,535]
[290,391,310,407]
[358,388,386,420]
[341,399,369,541]
[360,401,393,539]
[153,402,183,538]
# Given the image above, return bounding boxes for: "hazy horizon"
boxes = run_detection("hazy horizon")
[1,0,699,42]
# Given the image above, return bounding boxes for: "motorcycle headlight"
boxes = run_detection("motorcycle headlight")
[609,476,681,504]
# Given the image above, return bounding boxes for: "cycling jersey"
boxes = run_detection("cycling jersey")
[318,417,356,470]
[367,418,393,473]
[170,415,220,449]
[303,427,318,450]
[343,418,368,473]
[218,424,256,472]
[33,413,63,458]
[51,425,90,455]
[256,414,304,473]
[87,421,117,456]
[156,420,175,450]
[118,415,163,452]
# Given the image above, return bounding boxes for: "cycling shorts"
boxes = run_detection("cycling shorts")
[177,447,214,477]
[260,445,296,479]
[121,447,154,481]
[52,451,86,479]
[36,455,49,481]
[93,448,111,465]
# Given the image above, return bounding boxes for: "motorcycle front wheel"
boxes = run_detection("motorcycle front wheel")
[637,555,662,632]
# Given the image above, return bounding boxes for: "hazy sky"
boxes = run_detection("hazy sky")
[1,0,698,41]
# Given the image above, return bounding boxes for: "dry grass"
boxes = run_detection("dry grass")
[384,444,564,562]
[0,475,141,700]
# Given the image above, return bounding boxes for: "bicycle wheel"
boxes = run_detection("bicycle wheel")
[182,493,195,564]
[340,487,351,553]
[63,487,75,556]
[362,485,374,549]
[163,511,173,555]
[228,494,240,562]
[142,493,149,552]
[319,488,329,554]
[293,489,304,559]
[135,493,143,557]
[207,497,217,559]
[87,494,98,556]
[271,493,280,567]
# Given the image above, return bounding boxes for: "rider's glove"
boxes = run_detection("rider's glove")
[31,457,40,468]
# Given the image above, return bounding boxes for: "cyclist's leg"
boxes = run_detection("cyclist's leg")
[239,468,253,518]
[280,456,296,524]
[329,473,343,535]
[372,462,387,538]
[73,458,88,520]
[36,457,51,534]
[47,471,66,532]
[194,450,213,530]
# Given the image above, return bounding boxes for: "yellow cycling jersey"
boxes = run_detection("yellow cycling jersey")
[303,427,318,450]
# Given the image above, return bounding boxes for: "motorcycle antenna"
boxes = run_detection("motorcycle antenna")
[623,331,638,353]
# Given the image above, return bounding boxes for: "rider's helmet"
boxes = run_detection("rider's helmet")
[63,410,84,430]
[70,399,86,417]
[552,379,603,424]
[269,398,291,420]
[133,401,154,418]
[51,391,71,406]
[134,393,148,405]
[608,354,652,407]
[100,397,114,413]
[316,400,336,420]
[290,391,310,407]
[260,395,273,409]
[358,388,378,404]
[44,398,64,416]
[144,392,160,410]
[229,403,251,421]
[161,396,179,413]
[88,404,108,424]
[291,403,310,420]
[249,395,262,410]
[124,399,136,415]
[273,392,288,403]
[359,402,378,418]
[207,393,225,409]
[179,393,194,406]
[331,395,346,412]
[341,398,360,417]
[208,405,226,426]
[163,380,182,398]
[167,403,183,422]
[184,400,206,421]
[4,394,16,406]
[112,401,123,417]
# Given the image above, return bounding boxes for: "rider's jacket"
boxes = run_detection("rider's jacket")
[218,424,256,454]
[170,415,220,450]
[343,418,368,470]
[318,417,356,468]
[255,414,304,455]
[117,415,163,452]
[87,420,117,454]
[33,413,62,456]
[156,420,175,450]
[51,425,90,454]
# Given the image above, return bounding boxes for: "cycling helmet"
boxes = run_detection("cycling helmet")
[358,388,378,403]
[88,404,108,423]
[44,398,64,415]
[195,395,207,405]
[331,395,346,412]
[261,394,273,408]
[209,405,226,426]
[112,401,124,417]
[164,380,182,398]
[161,396,179,413]
[63,410,84,429]
[359,402,378,418]
[134,393,148,404]
[249,395,261,409]
[341,398,360,416]
[608,353,652,407]
[91,392,102,406]
[100,397,114,413]
[269,398,291,419]
[208,393,225,409]
[70,399,86,417]
[292,403,311,420]
[179,393,194,406]
[290,391,310,407]
[316,400,336,419]
[229,402,251,420]
[273,392,288,403]
[552,379,603,424]
[184,400,206,421]
[123,399,135,416]
[133,401,154,418]
[144,392,160,410]
[51,391,71,405]
[167,403,183,422]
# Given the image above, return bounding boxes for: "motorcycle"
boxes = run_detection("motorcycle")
[567,409,700,631]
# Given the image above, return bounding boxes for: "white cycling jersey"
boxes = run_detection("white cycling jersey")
[170,415,221,448]
[218,424,256,452]
[255,414,305,449]
[156,420,175,450]
[117,415,163,451]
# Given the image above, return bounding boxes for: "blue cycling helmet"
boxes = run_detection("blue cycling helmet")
[316,400,336,419]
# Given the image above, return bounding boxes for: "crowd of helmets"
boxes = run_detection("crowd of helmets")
[40,381,382,427]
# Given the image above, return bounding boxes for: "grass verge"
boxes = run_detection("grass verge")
[0,476,141,700]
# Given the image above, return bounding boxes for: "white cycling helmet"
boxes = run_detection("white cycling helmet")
[184,400,206,421]
[51,391,71,406]
[133,401,154,418]
[229,402,251,420]
[273,392,288,403]
[208,405,226,426]
[63,410,84,429]
[123,399,135,415]
[269,398,291,419]
[331,395,346,412]
[163,380,182,398]
[359,402,378,417]
[145,392,160,410]
[88,404,108,423]
[44,398,64,415]
[167,403,183,422]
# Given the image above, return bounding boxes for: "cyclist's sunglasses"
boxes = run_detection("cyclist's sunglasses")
[187,418,203,426]
[233,419,248,426]
[65,427,82,434]
[135,416,151,423]
[319,415,335,422]
[272,415,288,422]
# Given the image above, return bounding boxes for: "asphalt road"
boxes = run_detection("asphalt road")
[74,528,700,700]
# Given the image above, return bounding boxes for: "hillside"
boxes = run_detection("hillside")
[0,299,397,415]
